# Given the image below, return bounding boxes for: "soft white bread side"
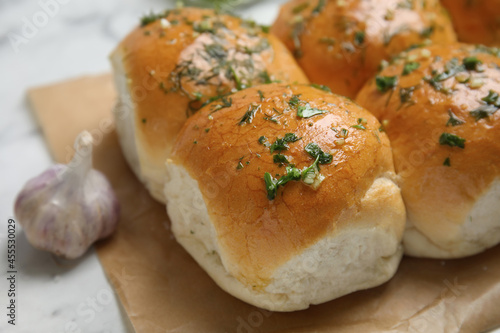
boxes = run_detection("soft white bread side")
[164,163,404,311]
[110,49,143,184]
[109,7,309,203]
[404,179,500,258]
[164,83,406,311]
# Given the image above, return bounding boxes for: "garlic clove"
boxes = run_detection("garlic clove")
[14,131,120,259]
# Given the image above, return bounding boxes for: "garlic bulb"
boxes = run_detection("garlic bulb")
[14,131,120,259]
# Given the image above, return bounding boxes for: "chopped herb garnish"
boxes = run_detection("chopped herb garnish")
[193,19,215,33]
[420,25,435,38]
[425,58,464,93]
[375,76,398,93]
[270,133,301,153]
[288,95,301,107]
[439,133,466,149]
[297,103,329,118]
[482,90,500,105]
[142,118,147,124]
[293,2,309,14]
[141,11,165,27]
[305,143,333,164]
[319,37,336,45]
[239,104,261,125]
[263,113,280,124]
[301,156,322,185]
[273,154,290,165]
[257,90,265,101]
[259,70,273,84]
[351,124,366,130]
[310,84,332,92]
[470,90,500,120]
[264,172,278,200]
[354,31,365,46]
[204,128,210,133]
[402,61,420,75]
[258,136,271,147]
[446,110,465,126]
[237,162,244,170]
[312,0,326,15]
[211,96,233,112]
[399,86,416,106]
[339,128,349,137]
[463,56,483,71]
[443,157,451,167]
[230,66,246,90]
[351,118,367,130]
[204,43,227,60]
[470,104,498,121]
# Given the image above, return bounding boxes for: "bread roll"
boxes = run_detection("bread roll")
[164,83,405,311]
[110,7,308,202]
[356,43,500,258]
[271,0,456,98]
[441,0,500,46]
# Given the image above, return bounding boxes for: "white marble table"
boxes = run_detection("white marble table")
[0,0,286,332]
[1,1,499,332]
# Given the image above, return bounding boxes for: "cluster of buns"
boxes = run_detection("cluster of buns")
[111,3,500,311]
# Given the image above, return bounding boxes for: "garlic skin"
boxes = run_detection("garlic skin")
[14,131,120,259]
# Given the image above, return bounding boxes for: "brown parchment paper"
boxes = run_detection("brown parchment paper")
[28,74,500,333]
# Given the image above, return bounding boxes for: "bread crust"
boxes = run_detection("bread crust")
[110,7,308,201]
[356,43,500,258]
[441,0,500,46]
[271,0,456,98]
[167,84,405,308]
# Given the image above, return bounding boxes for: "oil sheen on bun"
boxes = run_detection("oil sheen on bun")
[271,0,456,98]
[356,43,500,259]
[164,83,405,311]
[110,7,308,202]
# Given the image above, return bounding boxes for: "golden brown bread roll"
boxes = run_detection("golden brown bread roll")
[356,43,500,258]
[271,0,456,98]
[110,7,308,202]
[164,83,406,311]
[441,0,500,46]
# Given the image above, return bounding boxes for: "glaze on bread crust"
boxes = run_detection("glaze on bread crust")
[110,7,308,202]
[271,0,456,98]
[441,0,500,46]
[356,44,500,258]
[164,83,405,311]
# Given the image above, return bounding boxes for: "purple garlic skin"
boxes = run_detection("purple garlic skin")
[14,131,120,259]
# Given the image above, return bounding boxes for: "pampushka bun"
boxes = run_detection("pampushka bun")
[271,0,456,98]
[356,43,500,258]
[110,7,308,202]
[164,83,406,311]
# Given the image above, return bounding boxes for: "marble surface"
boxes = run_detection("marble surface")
[0,0,286,332]
[1,0,499,332]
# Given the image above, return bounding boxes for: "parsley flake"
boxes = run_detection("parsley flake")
[402,62,420,75]
[239,104,261,125]
[270,133,301,153]
[305,143,333,164]
[439,133,466,149]
[470,90,500,120]
[376,76,398,93]
[297,103,329,118]
[446,110,465,126]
